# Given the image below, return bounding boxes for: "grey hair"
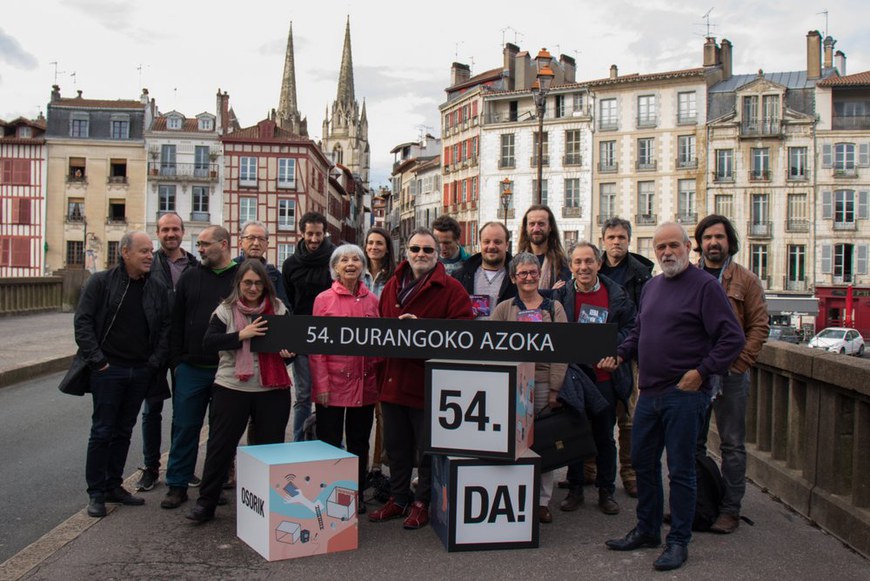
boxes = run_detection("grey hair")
[566,240,603,263]
[241,220,270,238]
[654,221,690,243]
[329,244,368,281]
[120,230,149,252]
[508,252,540,278]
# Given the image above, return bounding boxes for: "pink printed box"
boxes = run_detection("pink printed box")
[236,441,358,562]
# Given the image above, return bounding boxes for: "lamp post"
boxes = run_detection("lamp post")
[500,177,513,232]
[531,48,555,206]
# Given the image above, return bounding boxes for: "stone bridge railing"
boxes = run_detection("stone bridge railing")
[731,342,870,557]
[0,277,63,315]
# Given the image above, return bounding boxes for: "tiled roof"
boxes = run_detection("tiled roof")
[447,67,503,92]
[52,98,143,110]
[151,117,204,132]
[584,67,706,88]
[817,71,870,87]
[221,121,307,142]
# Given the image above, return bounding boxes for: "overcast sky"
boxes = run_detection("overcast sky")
[2,1,868,187]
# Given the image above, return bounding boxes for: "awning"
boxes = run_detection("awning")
[766,296,819,315]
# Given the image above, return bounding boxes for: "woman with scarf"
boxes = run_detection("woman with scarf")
[187,259,293,523]
[491,252,568,525]
[311,244,382,513]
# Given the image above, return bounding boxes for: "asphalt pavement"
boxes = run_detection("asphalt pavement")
[0,312,867,580]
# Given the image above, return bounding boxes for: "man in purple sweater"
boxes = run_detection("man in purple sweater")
[600,223,745,572]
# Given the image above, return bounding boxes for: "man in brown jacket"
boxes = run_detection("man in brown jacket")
[694,215,769,533]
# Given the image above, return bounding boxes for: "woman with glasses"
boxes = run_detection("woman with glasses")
[186,259,293,523]
[310,244,382,513]
[491,252,568,525]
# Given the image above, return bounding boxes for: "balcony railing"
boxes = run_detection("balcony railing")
[598,120,618,131]
[713,171,735,183]
[65,214,84,224]
[597,214,615,225]
[190,211,210,222]
[598,162,618,173]
[677,114,697,125]
[833,220,858,231]
[676,158,698,169]
[676,212,698,224]
[498,159,516,170]
[148,162,220,182]
[635,213,657,225]
[786,219,810,233]
[740,120,781,137]
[749,169,771,181]
[636,160,657,171]
[563,154,582,166]
[107,176,128,185]
[831,114,870,130]
[787,170,810,182]
[636,116,657,129]
[106,216,127,226]
[562,206,582,218]
[747,221,772,238]
[66,174,87,185]
[784,278,808,291]
[529,156,549,167]
[833,167,858,178]
[497,208,516,220]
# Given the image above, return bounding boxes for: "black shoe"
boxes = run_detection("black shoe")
[653,544,688,571]
[161,487,189,509]
[105,487,145,506]
[560,487,585,512]
[598,489,620,515]
[605,527,661,551]
[87,496,106,518]
[135,467,159,492]
[557,479,570,490]
[186,503,215,524]
[188,475,202,488]
[217,493,228,506]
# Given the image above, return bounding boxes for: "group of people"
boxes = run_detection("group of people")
[73,203,768,572]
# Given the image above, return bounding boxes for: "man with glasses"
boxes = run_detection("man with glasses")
[369,227,473,530]
[161,225,239,510]
[237,220,288,305]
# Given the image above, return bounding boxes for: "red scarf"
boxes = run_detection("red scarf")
[232,296,291,388]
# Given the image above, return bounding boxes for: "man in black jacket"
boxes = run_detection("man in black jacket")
[281,212,335,441]
[135,213,198,492]
[161,225,238,510]
[237,220,288,306]
[74,231,171,518]
[453,222,516,319]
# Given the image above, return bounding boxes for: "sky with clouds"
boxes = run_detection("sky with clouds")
[1,0,868,187]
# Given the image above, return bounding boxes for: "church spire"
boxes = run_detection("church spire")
[277,22,307,136]
[336,16,355,106]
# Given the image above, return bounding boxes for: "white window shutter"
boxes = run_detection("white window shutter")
[821,244,833,274]
[822,191,833,219]
[859,143,870,168]
[822,144,833,168]
[857,245,868,276]
[859,191,869,220]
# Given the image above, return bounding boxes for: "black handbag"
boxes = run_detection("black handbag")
[531,406,597,472]
[58,353,91,396]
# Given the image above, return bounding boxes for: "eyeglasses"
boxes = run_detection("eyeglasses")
[241,235,267,243]
[409,245,436,254]
[515,270,540,279]
[195,240,216,248]
[241,280,265,288]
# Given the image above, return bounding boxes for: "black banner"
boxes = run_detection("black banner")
[251,315,616,364]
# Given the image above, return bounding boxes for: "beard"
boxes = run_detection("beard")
[660,254,690,278]
[482,253,504,269]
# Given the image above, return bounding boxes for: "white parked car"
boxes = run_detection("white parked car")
[808,327,865,356]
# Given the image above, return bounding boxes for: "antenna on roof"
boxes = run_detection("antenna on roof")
[49,61,66,84]
[702,8,714,37]
[70,72,77,86]
[500,26,523,46]
[817,9,829,38]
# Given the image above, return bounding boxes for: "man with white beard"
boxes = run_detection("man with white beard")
[599,222,744,572]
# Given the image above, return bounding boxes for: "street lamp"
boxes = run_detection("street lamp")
[500,177,513,231]
[531,48,555,206]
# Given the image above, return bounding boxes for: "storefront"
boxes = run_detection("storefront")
[815,286,870,339]
[766,295,820,339]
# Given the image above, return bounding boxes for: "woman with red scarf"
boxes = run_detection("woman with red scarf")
[187,259,293,523]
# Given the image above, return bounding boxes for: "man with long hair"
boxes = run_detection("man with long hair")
[517,205,570,289]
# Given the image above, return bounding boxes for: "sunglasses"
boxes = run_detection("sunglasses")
[409,245,436,254]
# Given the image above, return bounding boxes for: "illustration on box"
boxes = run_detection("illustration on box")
[517,374,533,444]
[269,465,357,554]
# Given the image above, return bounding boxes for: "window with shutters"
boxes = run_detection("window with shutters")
[788,147,809,180]
[786,193,809,232]
[11,198,31,224]
[715,194,733,217]
[750,244,768,281]
[637,95,656,128]
[715,149,733,181]
[787,245,806,288]
[637,138,655,170]
[0,237,30,268]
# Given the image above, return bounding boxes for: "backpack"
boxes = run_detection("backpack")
[693,453,725,531]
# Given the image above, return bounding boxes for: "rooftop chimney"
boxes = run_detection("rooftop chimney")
[76,90,83,98]
[823,36,836,69]
[807,30,822,80]
[703,37,719,67]
[560,54,576,84]
[835,50,847,75]
[51,85,61,101]
[450,62,471,87]
[140,87,149,105]
[503,43,520,91]
[610,64,618,79]
[720,39,733,81]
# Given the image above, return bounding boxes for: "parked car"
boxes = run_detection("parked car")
[769,326,802,344]
[807,327,865,356]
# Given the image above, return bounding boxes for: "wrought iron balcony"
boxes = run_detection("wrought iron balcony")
[562,206,582,218]
[148,162,220,182]
[747,221,772,238]
[635,213,657,225]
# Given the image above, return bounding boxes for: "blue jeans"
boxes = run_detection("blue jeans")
[632,388,710,547]
[165,363,215,488]
[566,379,617,494]
[697,371,748,515]
[141,398,163,470]
[292,354,312,442]
[86,365,151,497]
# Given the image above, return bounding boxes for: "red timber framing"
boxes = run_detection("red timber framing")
[0,135,46,277]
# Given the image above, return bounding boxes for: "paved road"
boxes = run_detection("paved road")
[0,371,170,564]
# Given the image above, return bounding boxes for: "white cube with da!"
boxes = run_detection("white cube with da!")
[236,441,358,561]
[425,360,535,460]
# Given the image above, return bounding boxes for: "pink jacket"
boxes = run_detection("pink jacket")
[311,280,382,407]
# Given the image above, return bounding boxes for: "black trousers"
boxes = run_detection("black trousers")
[315,403,375,490]
[197,385,291,510]
[381,402,430,506]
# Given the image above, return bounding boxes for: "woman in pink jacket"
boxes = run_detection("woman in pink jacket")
[311,244,381,513]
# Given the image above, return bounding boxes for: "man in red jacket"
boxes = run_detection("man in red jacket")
[369,227,474,529]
